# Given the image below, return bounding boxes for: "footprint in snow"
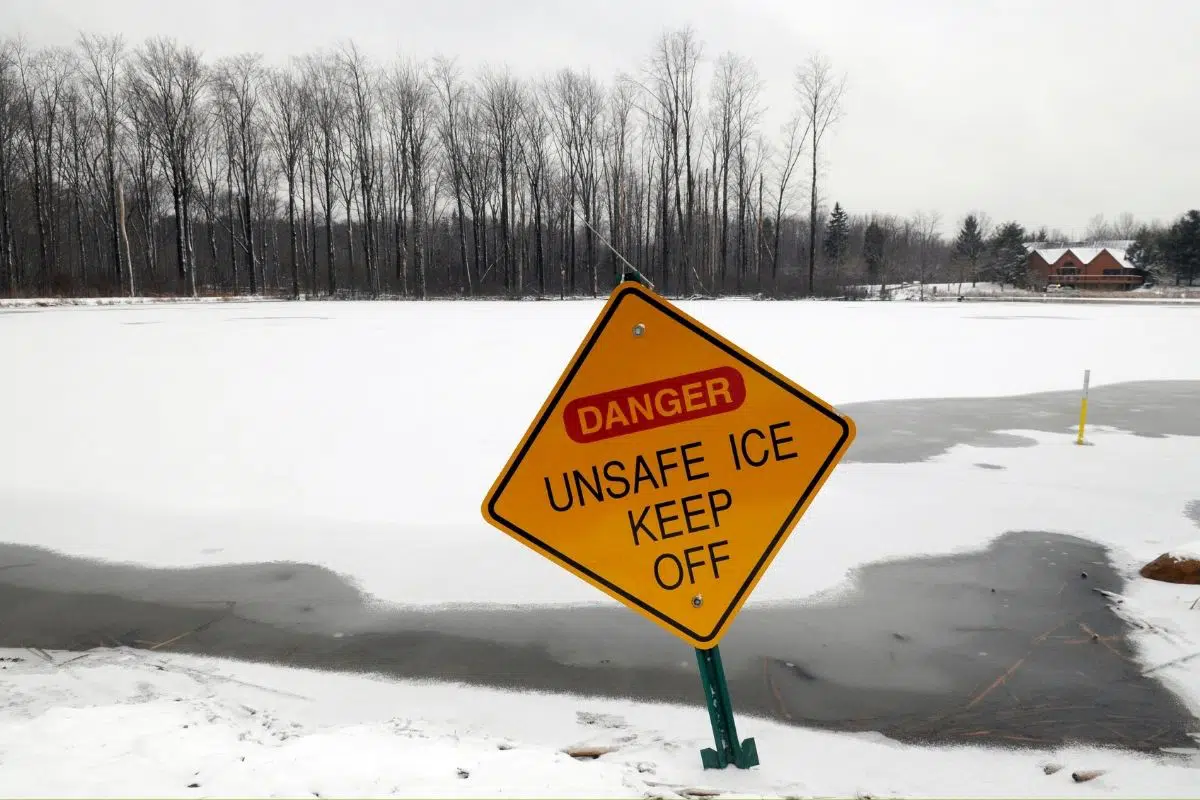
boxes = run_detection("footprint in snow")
[576,710,626,729]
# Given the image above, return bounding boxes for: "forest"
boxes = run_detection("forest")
[0,28,1195,300]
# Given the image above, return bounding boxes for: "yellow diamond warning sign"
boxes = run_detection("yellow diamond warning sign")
[481,283,856,649]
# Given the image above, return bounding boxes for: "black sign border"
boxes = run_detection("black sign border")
[485,284,853,645]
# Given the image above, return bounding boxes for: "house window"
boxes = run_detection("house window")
[1059,267,1078,275]
[1102,269,1121,276]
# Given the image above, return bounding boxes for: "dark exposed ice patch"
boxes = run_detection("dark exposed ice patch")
[0,532,1193,752]
[842,380,1200,463]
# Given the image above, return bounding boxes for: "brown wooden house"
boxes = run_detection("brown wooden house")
[1027,245,1144,290]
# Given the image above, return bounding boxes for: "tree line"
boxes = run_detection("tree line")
[1127,211,1200,286]
[0,30,1195,301]
[849,209,1200,296]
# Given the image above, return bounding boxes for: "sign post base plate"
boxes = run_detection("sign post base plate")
[695,645,759,769]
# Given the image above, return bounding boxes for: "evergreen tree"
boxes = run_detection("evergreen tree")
[1127,225,1167,284]
[1163,210,1200,286]
[984,221,1028,288]
[952,214,986,291]
[863,218,887,295]
[822,202,850,284]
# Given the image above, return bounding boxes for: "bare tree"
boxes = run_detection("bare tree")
[730,60,763,291]
[544,72,578,292]
[391,59,437,298]
[0,39,19,293]
[518,88,550,295]
[769,108,811,287]
[431,56,472,294]
[601,78,634,285]
[708,53,757,291]
[1111,211,1138,240]
[213,53,266,294]
[1084,213,1114,242]
[330,113,358,287]
[574,72,604,296]
[645,27,702,294]
[305,53,344,295]
[128,37,208,296]
[796,52,846,296]
[912,209,941,299]
[545,68,604,295]
[61,75,93,286]
[460,99,493,289]
[79,33,128,292]
[336,42,379,295]
[1086,212,1140,242]
[16,44,74,279]
[121,70,161,287]
[479,67,522,295]
[379,63,408,294]
[265,63,309,298]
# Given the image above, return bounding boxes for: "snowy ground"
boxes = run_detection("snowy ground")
[2,646,1199,799]
[2,299,1200,796]
[850,281,1200,302]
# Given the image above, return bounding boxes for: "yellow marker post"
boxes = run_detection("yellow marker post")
[1076,369,1090,445]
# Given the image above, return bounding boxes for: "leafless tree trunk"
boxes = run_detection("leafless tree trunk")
[0,43,16,293]
[128,37,207,297]
[62,83,90,287]
[647,27,700,294]
[213,53,266,295]
[265,64,309,298]
[306,54,344,295]
[392,59,436,299]
[771,109,810,288]
[118,178,134,295]
[518,86,550,296]
[546,68,603,296]
[79,33,126,288]
[480,67,521,296]
[333,145,357,290]
[432,56,473,295]
[123,90,159,286]
[380,71,407,294]
[709,54,756,291]
[337,43,379,295]
[726,60,763,292]
[15,44,62,281]
[602,80,633,286]
[912,210,941,299]
[304,141,318,294]
[796,53,846,296]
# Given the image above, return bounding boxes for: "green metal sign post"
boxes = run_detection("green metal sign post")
[614,267,759,771]
[695,645,759,769]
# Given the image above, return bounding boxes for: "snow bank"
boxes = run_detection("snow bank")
[1,648,1195,798]
[1168,541,1200,561]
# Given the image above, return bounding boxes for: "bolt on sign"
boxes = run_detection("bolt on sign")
[481,283,856,649]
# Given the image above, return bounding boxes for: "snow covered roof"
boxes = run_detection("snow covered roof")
[1030,246,1137,271]
[1033,248,1069,264]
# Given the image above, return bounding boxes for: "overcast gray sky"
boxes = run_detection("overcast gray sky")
[5,0,1197,236]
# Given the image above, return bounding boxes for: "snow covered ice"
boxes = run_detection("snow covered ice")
[2,298,1200,797]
